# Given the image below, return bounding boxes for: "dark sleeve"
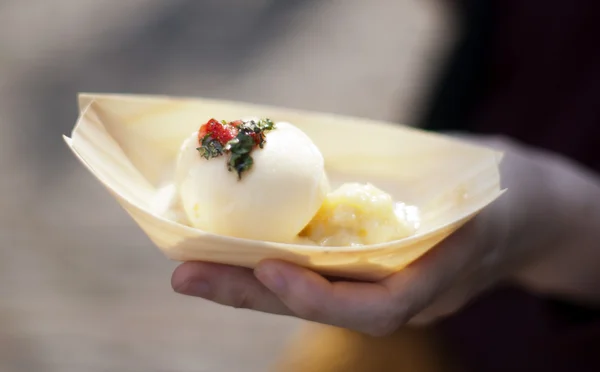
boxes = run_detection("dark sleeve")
[416,0,495,132]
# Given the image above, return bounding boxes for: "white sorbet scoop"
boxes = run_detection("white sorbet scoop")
[175,120,330,243]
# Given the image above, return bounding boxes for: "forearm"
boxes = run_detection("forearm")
[450,134,600,304]
[511,147,600,304]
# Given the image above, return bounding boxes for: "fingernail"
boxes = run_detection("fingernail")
[255,266,286,293]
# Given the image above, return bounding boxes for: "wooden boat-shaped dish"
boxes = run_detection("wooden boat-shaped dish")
[64,93,504,281]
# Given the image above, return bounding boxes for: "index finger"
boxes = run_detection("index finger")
[252,223,478,335]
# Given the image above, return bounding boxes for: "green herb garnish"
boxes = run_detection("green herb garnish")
[196,118,276,180]
[196,135,224,159]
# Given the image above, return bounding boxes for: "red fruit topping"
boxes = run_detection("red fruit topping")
[213,124,238,144]
[198,118,238,145]
[198,118,220,142]
[196,117,275,180]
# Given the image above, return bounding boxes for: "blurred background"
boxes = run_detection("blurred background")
[0,1,454,371]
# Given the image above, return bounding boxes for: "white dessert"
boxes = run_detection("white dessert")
[174,120,330,243]
[164,117,419,247]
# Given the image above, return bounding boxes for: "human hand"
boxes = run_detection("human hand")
[171,135,600,336]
